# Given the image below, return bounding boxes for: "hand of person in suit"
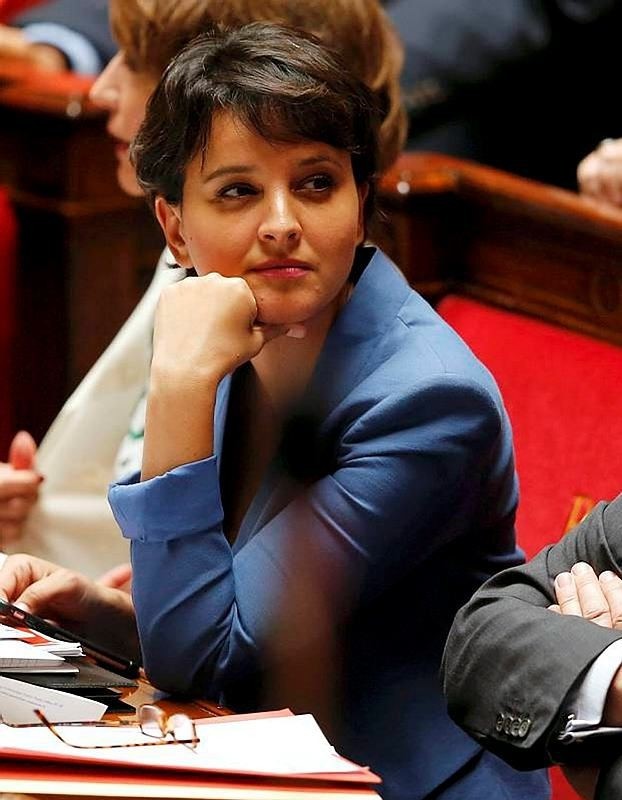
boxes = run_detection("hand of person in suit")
[551,562,622,725]
[550,563,622,798]
[578,138,622,209]
[0,22,67,70]
[0,431,42,544]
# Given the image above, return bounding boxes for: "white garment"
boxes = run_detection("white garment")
[6,250,184,578]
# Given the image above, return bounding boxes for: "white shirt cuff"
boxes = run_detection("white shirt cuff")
[560,639,622,743]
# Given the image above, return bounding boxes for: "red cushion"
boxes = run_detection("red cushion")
[438,295,622,557]
[0,187,16,456]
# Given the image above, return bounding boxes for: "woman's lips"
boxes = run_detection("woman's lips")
[250,262,312,279]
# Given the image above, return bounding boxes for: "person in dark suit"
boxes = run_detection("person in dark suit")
[383,0,622,188]
[443,493,622,798]
[2,0,114,73]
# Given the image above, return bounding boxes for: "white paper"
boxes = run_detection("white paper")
[0,624,31,639]
[0,674,106,724]
[0,639,67,666]
[0,713,360,774]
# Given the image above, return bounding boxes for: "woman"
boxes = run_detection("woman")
[0,23,548,800]
[0,0,405,577]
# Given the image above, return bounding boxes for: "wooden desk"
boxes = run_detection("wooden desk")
[0,61,162,442]
[0,679,380,799]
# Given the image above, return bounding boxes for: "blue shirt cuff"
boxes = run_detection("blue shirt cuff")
[108,457,223,543]
[21,23,103,75]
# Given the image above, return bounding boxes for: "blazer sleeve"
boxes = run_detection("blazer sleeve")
[109,373,510,699]
[442,494,622,770]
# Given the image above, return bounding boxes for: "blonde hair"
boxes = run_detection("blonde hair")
[109,0,405,170]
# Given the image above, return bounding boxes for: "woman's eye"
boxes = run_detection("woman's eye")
[217,184,257,199]
[300,174,335,193]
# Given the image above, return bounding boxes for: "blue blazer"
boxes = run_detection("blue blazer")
[110,248,543,800]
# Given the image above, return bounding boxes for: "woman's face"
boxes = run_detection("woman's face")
[157,112,367,327]
[89,52,157,196]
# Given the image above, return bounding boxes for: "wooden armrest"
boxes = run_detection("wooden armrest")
[376,152,622,346]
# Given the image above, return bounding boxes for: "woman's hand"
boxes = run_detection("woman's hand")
[151,273,288,386]
[0,553,138,657]
[578,138,622,208]
[0,431,41,545]
[142,273,288,480]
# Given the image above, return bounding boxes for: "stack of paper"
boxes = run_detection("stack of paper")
[0,640,78,673]
[0,708,380,784]
[0,622,83,658]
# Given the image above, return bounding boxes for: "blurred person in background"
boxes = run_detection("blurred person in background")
[0,0,405,580]
[0,0,114,74]
[384,0,622,189]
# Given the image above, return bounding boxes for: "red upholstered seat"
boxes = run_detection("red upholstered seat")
[438,293,622,800]
[0,187,16,457]
[439,294,622,556]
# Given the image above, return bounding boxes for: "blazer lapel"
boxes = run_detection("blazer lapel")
[231,248,413,548]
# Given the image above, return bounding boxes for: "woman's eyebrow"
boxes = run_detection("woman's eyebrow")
[298,155,344,170]
[202,165,254,183]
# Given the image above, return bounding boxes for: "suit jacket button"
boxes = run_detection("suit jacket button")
[495,713,505,733]
[518,718,531,738]
[503,714,514,735]
[510,718,521,738]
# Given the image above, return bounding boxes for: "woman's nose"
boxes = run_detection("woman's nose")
[258,194,302,247]
[89,53,121,109]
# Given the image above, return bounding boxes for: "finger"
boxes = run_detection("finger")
[599,571,622,630]
[252,323,290,347]
[0,501,37,524]
[8,431,38,471]
[286,324,307,340]
[0,521,23,544]
[548,604,561,613]
[0,553,56,603]
[571,562,613,627]
[97,563,132,590]
[554,572,582,616]
[0,469,43,500]
[14,570,90,621]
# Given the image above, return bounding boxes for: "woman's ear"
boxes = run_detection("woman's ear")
[154,197,193,267]
[356,183,370,244]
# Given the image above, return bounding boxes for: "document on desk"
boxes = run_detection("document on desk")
[0,674,106,723]
[0,711,380,784]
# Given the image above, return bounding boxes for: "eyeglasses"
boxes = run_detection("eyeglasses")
[1,704,199,750]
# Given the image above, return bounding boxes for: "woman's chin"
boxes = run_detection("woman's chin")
[116,164,144,198]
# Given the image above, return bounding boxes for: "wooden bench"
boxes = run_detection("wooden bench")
[377,152,622,800]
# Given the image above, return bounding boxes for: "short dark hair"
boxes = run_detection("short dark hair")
[132,22,380,222]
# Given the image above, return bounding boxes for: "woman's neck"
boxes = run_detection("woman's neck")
[250,285,350,413]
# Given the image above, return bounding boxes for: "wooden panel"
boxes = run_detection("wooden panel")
[0,62,162,442]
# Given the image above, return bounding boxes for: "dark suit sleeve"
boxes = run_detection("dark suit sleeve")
[12,0,115,67]
[442,494,622,770]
